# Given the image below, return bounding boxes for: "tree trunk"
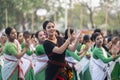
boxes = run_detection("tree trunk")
[22,17,26,31]
[89,9,94,28]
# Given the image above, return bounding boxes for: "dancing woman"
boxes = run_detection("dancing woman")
[33,30,48,80]
[21,31,35,80]
[2,27,29,80]
[43,20,81,80]
[108,37,120,80]
[90,32,120,80]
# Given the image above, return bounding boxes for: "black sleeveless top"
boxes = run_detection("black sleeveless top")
[43,37,66,80]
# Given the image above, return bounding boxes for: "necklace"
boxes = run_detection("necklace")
[48,36,57,45]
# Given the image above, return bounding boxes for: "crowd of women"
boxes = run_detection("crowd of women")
[0,20,120,80]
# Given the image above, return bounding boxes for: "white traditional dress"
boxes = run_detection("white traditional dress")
[2,41,24,80]
[90,47,119,80]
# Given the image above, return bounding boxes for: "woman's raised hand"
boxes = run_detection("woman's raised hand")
[76,31,82,41]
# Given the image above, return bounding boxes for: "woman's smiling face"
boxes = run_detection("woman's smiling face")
[9,28,17,40]
[45,22,56,36]
[38,31,46,42]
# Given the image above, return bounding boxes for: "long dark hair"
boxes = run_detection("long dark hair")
[5,27,13,36]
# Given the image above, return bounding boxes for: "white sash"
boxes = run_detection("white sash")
[65,57,78,67]
[91,58,110,80]
[21,54,33,75]
[75,56,89,73]
[33,54,48,74]
[2,54,24,80]
[74,56,89,80]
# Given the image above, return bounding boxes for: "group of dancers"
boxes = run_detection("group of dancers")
[0,20,120,80]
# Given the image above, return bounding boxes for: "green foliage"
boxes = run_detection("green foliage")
[0,0,120,31]
[0,0,45,30]
[94,11,105,25]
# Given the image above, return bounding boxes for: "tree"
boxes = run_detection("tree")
[0,0,48,31]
